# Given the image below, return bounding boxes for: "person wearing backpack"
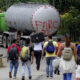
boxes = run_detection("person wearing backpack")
[57,34,77,80]
[33,42,43,71]
[21,39,34,80]
[42,35,58,79]
[7,39,20,79]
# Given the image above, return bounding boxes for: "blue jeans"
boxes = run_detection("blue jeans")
[63,73,72,80]
[22,61,31,78]
[9,60,19,77]
[46,57,55,77]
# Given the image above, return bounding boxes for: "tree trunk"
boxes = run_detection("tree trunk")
[5,0,10,10]
[0,0,1,8]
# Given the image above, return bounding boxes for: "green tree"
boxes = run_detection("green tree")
[0,0,50,10]
[58,7,80,41]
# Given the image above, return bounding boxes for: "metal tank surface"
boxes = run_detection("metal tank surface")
[5,3,60,35]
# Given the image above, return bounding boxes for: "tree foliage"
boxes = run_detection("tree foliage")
[0,0,80,41]
[0,0,49,10]
[58,7,80,41]
[0,0,80,12]
[55,0,80,13]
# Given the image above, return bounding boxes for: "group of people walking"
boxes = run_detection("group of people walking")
[7,33,80,80]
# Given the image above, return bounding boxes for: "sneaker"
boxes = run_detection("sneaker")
[22,76,25,80]
[37,66,40,71]
[50,77,53,79]
[13,76,16,79]
[46,75,49,78]
[57,71,60,75]
[29,76,32,80]
[54,70,56,74]
[9,72,12,78]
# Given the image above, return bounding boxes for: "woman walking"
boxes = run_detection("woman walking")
[58,34,77,80]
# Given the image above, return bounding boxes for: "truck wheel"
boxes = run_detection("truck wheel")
[3,36,7,48]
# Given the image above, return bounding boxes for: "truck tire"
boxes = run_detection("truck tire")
[3,36,7,48]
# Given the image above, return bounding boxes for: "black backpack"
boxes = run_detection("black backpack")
[8,46,18,60]
[45,41,55,54]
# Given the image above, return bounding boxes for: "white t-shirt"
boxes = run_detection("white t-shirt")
[34,42,44,51]
[76,65,80,78]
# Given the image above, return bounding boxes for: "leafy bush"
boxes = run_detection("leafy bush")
[58,7,80,41]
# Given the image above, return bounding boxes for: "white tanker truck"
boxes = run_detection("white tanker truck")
[1,3,60,48]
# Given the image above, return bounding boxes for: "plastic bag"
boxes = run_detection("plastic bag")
[53,57,61,68]
[76,65,80,78]
[60,57,76,73]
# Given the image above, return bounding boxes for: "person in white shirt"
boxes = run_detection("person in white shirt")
[34,42,43,70]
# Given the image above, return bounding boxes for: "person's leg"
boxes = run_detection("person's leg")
[34,51,38,68]
[46,58,50,77]
[54,67,57,74]
[63,73,67,80]
[56,66,60,75]
[9,60,13,78]
[66,73,72,80]
[37,51,41,70]
[22,62,26,80]
[50,58,53,77]
[14,60,19,78]
[27,61,32,80]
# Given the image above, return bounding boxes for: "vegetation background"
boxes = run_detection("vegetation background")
[0,0,80,41]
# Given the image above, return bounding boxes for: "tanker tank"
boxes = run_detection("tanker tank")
[5,3,60,35]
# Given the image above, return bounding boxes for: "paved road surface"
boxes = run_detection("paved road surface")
[0,47,76,80]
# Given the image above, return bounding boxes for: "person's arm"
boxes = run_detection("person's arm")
[72,43,77,62]
[30,46,34,64]
[42,42,46,59]
[7,46,10,54]
[53,41,58,56]
[31,51,34,64]
[57,44,63,57]
[17,46,20,55]
[41,41,44,48]
[42,47,45,59]
[55,47,58,55]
